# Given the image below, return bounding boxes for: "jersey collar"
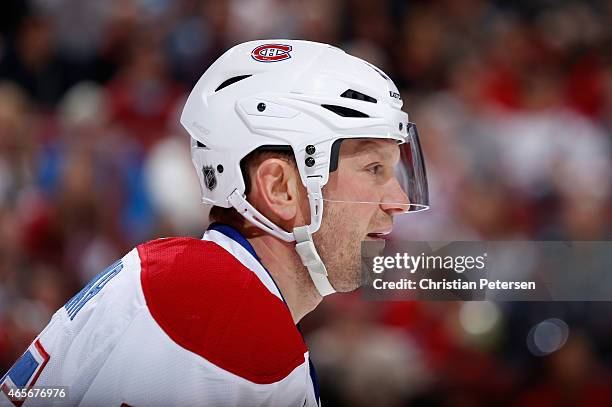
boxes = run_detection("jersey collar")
[205,222,287,304]
[207,222,261,263]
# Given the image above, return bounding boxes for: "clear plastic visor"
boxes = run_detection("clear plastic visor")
[322,122,429,213]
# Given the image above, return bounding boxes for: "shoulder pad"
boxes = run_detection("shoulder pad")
[137,238,306,384]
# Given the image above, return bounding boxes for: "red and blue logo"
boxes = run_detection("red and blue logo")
[251,44,292,62]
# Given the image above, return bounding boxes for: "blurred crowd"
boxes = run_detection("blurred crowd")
[1,0,611,405]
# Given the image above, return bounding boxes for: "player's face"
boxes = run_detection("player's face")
[313,139,409,292]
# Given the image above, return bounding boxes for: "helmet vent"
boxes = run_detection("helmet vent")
[340,89,377,103]
[215,75,252,92]
[321,104,369,118]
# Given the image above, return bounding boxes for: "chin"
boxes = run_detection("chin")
[331,282,362,293]
[328,264,363,293]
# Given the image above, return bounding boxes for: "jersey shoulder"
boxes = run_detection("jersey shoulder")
[137,237,307,384]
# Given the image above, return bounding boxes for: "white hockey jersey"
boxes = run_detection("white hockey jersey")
[1,223,321,407]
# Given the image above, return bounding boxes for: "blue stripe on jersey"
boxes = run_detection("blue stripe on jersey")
[309,357,321,406]
[207,223,261,262]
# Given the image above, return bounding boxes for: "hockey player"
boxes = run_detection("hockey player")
[1,40,428,406]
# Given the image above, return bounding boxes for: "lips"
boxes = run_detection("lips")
[366,230,392,241]
[367,228,392,237]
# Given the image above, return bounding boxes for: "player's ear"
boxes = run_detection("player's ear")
[250,158,303,224]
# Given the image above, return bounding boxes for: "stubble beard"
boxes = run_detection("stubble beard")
[312,202,364,293]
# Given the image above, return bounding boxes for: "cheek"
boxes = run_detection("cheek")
[330,169,373,202]
[328,202,379,236]
[355,204,379,227]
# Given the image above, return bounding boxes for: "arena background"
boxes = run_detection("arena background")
[1,0,611,405]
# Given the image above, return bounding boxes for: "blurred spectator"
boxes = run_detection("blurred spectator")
[106,28,185,150]
[309,295,432,406]
[0,14,68,106]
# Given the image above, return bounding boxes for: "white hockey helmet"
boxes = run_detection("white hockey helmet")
[181,40,428,296]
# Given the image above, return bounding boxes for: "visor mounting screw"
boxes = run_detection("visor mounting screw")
[217,164,224,173]
[306,145,316,155]
[399,122,403,131]
[305,157,315,167]
[257,102,266,112]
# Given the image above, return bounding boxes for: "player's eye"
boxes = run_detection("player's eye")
[366,164,383,175]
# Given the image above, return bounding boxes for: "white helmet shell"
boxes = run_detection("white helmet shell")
[181,40,409,208]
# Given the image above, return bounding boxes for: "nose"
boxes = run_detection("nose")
[380,178,411,215]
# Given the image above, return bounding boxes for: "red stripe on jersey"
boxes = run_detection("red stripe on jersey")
[29,340,50,388]
[137,238,306,384]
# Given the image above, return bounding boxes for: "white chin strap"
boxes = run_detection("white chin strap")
[228,177,336,297]
[292,224,335,296]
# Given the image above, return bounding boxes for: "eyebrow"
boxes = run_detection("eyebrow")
[343,139,396,160]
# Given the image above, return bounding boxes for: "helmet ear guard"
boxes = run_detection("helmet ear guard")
[182,40,429,297]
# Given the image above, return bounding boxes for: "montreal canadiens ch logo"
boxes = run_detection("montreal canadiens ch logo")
[251,44,292,62]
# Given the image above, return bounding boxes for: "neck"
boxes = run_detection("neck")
[248,234,322,323]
